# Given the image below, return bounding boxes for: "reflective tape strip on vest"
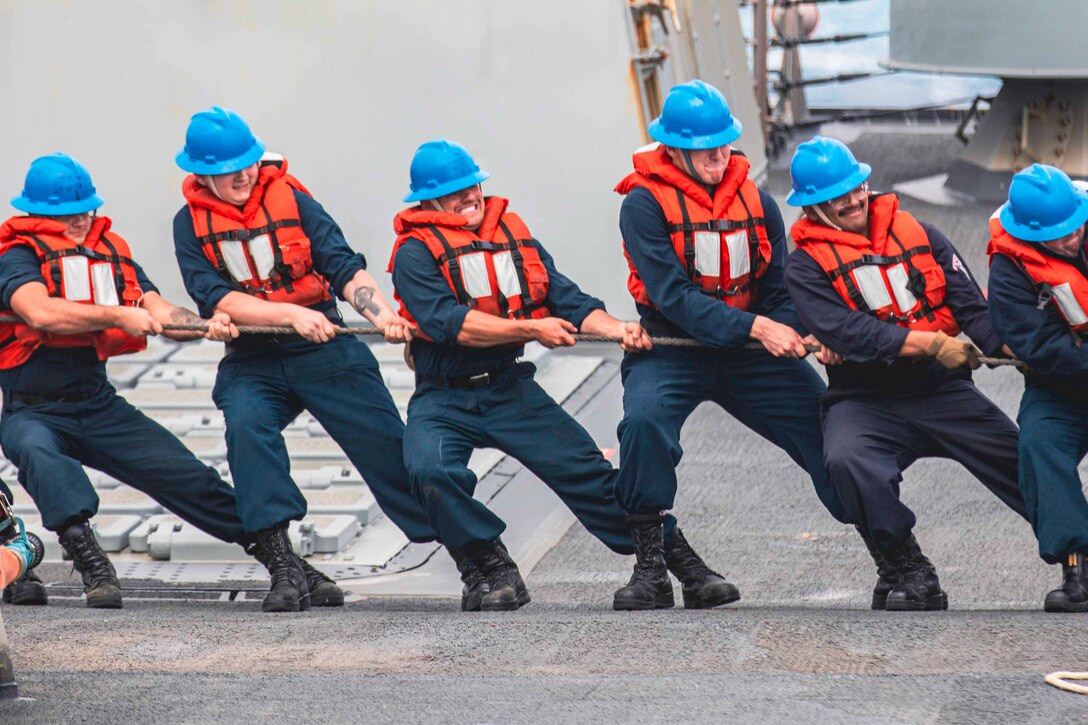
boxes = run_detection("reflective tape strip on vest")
[183,158,332,307]
[614,145,773,311]
[388,197,551,336]
[791,194,960,334]
[0,215,148,368]
[987,215,1088,333]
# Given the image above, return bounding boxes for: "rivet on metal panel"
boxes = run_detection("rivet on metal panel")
[1060,116,1073,127]
[1056,147,1065,157]
[1058,131,1069,142]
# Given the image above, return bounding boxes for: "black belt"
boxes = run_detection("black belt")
[417,361,517,390]
[9,386,102,406]
[641,317,693,339]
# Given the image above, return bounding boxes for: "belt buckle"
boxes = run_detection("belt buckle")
[467,372,491,389]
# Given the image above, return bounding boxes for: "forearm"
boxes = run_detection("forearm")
[214,291,304,326]
[343,269,398,325]
[18,296,125,334]
[578,308,624,338]
[456,310,535,347]
[141,293,206,342]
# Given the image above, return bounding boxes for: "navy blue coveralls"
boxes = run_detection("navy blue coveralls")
[174,191,437,539]
[0,249,247,540]
[785,220,1027,550]
[617,186,849,523]
[393,235,673,553]
[988,248,1088,563]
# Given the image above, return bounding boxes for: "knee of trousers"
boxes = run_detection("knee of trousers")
[824,447,894,494]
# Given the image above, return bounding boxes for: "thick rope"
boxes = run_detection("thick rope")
[156,323,1028,370]
[1044,671,1088,695]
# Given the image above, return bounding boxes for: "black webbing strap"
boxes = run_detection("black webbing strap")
[674,188,696,277]
[25,234,62,294]
[94,234,131,303]
[888,228,936,321]
[497,220,537,312]
[827,243,872,312]
[735,188,763,281]
[196,218,301,244]
[428,225,472,305]
[203,210,248,292]
[259,200,295,294]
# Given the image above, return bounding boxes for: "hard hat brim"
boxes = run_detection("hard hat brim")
[174,137,268,175]
[404,170,490,203]
[785,163,873,207]
[999,193,1088,242]
[11,193,104,215]
[648,116,742,150]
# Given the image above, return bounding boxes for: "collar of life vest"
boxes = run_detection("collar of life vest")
[793,193,900,250]
[620,143,751,213]
[393,196,511,236]
[0,214,114,247]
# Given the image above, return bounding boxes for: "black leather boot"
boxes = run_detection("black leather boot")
[613,514,674,611]
[448,546,490,612]
[881,534,948,611]
[244,538,344,607]
[464,538,530,612]
[59,522,122,609]
[1044,551,1088,613]
[2,569,47,606]
[857,526,900,610]
[663,527,739,609]
[254,526,311,613]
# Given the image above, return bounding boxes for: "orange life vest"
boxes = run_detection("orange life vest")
[183,156,332,307]
[791,193,960,334]
[614,145,772,311]
[0,215,147,369]
[987,214,1088,335]
[387,196,550,333]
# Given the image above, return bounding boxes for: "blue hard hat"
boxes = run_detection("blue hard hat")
[11,153,104,215]
[404,139,490,203]
[648,80,742,150]
[999,164,1088,242]
[786,136,872,207]
[175,106,267,175]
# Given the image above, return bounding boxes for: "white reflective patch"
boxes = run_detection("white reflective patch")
[459,252,492,299]
[61,256,91,301]
[90,263,119,307]
[884,263,918,312]
[247,235,275,280]
[492,251,523,298]
[694,232,720,277]
[725,230,751,278]
[1051,282,1088,326]
[852,265,893,310]
[220,241,253,282]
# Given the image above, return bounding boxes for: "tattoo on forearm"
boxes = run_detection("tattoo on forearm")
[352,287,383,316]
[170,307,204,325]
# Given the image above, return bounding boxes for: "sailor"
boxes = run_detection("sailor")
[173,107,438,612]
[613,81,851,611]
[0,153,265,609]
[784,136,1028,610]
[389,138,684,611]
[987,164,1088,612]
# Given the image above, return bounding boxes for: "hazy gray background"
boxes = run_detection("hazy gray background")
[0,1,657,316]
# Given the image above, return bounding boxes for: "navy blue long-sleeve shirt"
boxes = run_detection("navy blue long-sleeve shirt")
[392,236,605,378]
[785,221,1002,402]
[173,189,365,355]
[618,186,803,346]
[988,248,1088,402]
[0,245,158,400]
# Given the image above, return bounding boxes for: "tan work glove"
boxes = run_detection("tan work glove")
[924,330,981,370]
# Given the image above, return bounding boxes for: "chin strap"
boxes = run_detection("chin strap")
[680,149,709,186]
[810,204,843,231]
